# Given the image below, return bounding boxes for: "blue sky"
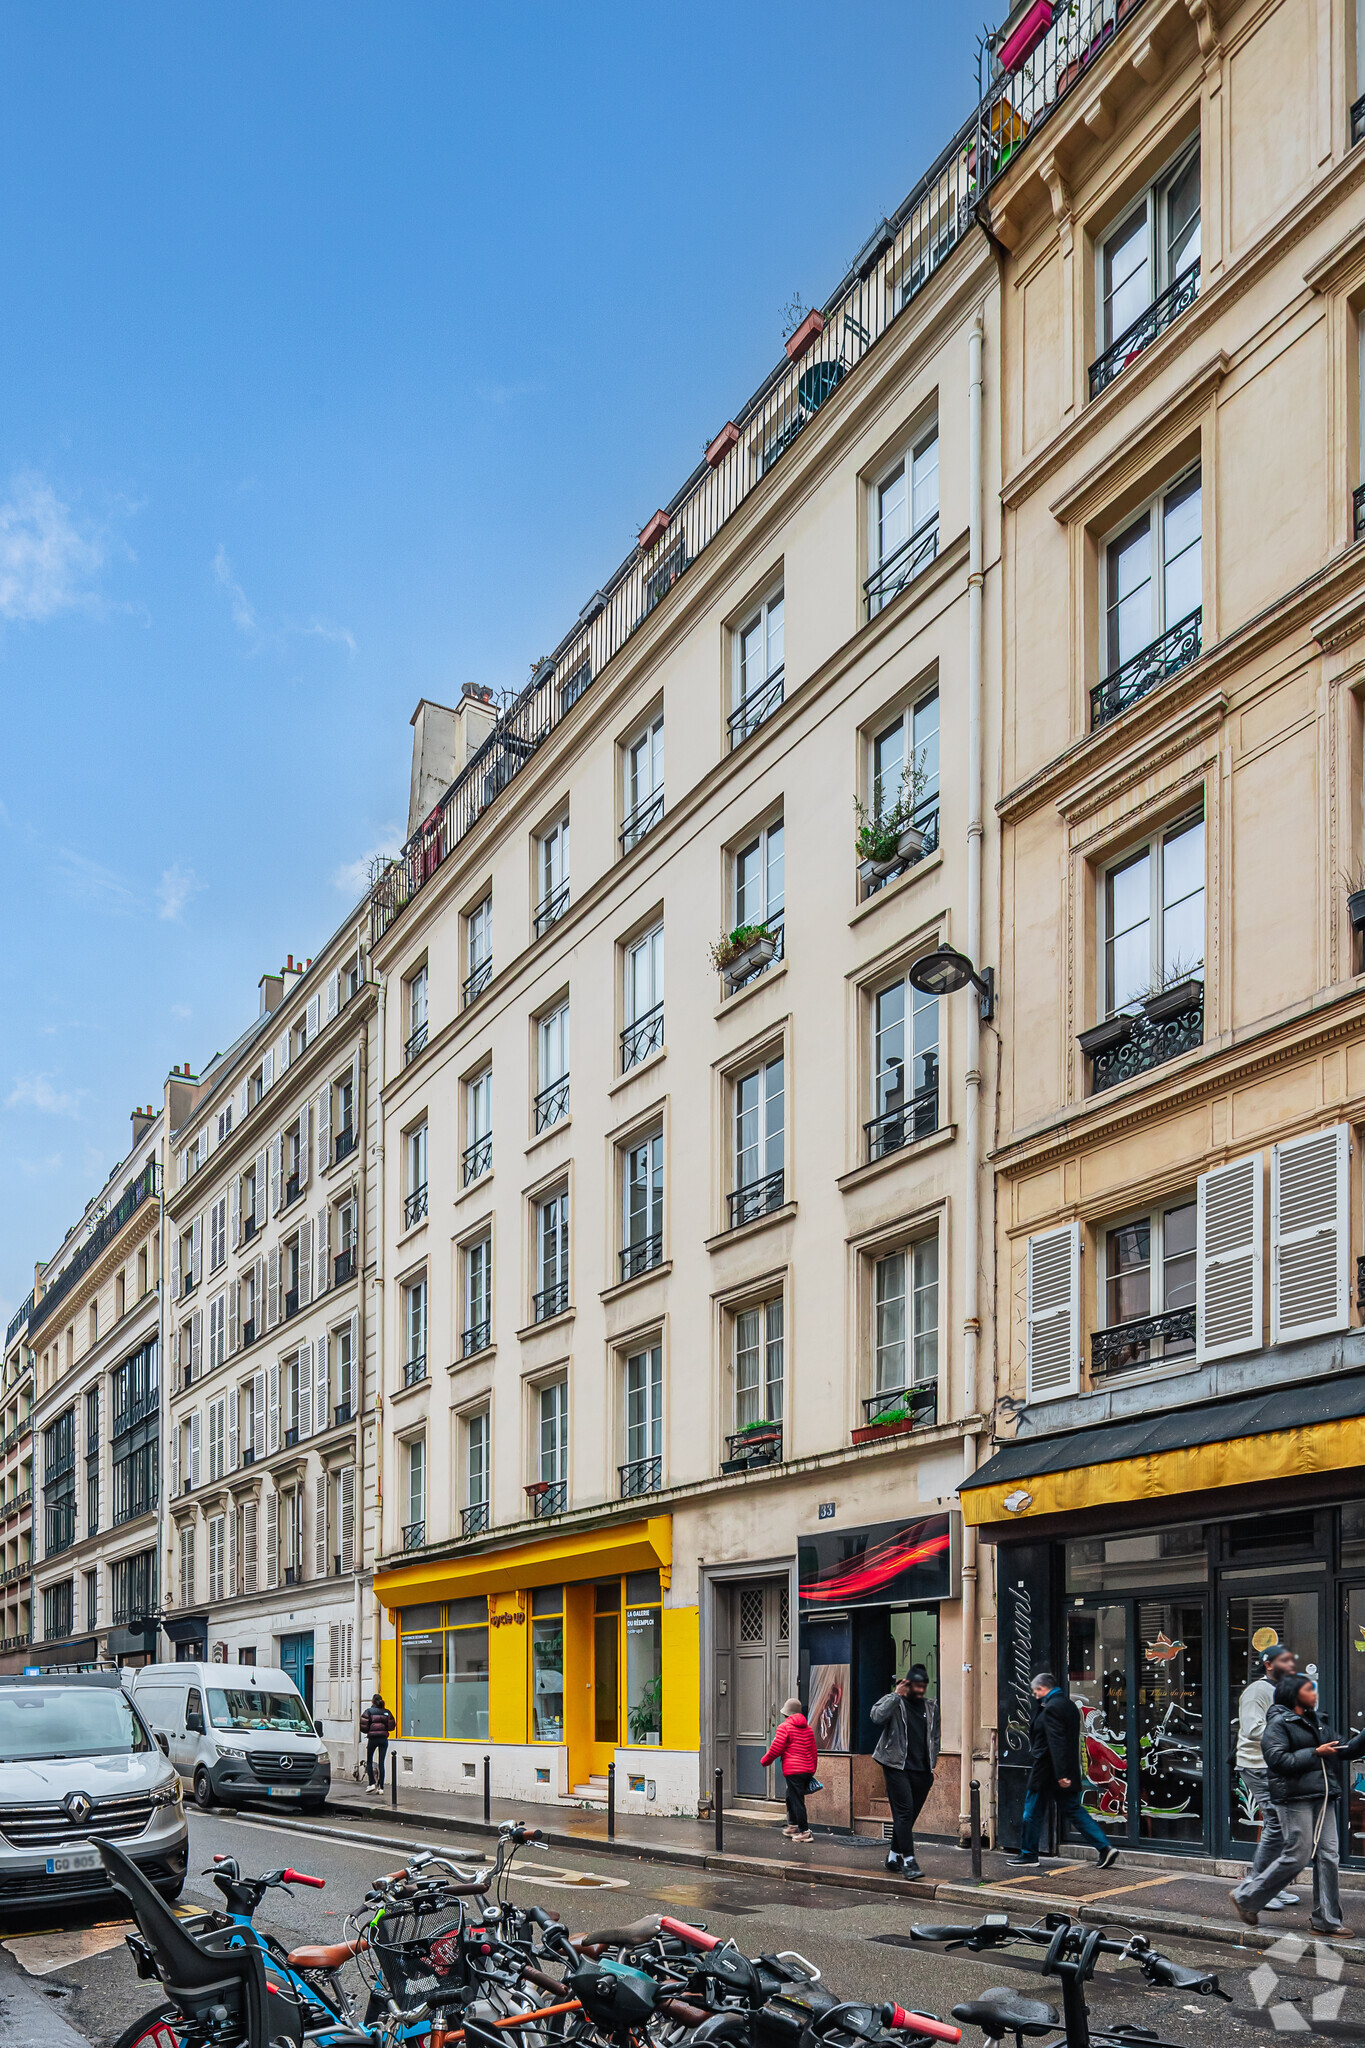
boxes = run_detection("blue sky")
[0,2,976,1317]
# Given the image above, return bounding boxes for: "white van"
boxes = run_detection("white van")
[131,1662,331,1812]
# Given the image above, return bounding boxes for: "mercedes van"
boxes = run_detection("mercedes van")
[131,1662,331,1810]
[0,1671,188,1908]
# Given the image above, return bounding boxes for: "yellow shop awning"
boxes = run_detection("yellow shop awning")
[374,1515,672,1613]
[962,1374,1365,1528]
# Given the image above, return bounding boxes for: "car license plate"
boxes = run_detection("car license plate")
[264,1786,297,1798]
[46,1848,102,1874]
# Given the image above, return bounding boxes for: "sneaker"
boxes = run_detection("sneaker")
[1229,1891,1259,1927]
[1097,1847,1120,1870]
[1006,1855,1041,1869]
[885,1851,904,1872]
[782,1825,799,1837]
[902,1860,925,1881]
[792,1831,814,1843]
[1274,1892,1300,1907]
[1310,1918,1351,1938]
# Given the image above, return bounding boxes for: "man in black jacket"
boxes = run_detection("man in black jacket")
[1007,1672,1119,1870]
[360,1693,396,1794]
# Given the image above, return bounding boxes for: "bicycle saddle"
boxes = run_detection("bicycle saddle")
[952,1990,1060,2040]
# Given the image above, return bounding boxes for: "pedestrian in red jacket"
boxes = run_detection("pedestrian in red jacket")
[761,1697,819,1841]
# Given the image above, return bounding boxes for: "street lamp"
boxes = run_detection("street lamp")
[908,944,995,1021]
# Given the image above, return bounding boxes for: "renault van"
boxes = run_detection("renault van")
[0,1671,188,1908]
[131,1662,331,1810]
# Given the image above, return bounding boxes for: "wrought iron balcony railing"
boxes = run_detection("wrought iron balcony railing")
[861,1380,938,1431]
[405,1183,428,1229]
[727,1170,785,1230]
[620,1002,664,1072]
[463,956,493,1008]
[534,882,570,937]
[463,1133,492,1185]
[533,1279,570,1324]
[1088,981,1204,1093]
[404,1353,428,1389]
[534,1076,570,1133]
[1355,482,1365,544]
[405,1020,428,1065]
[728,667,785,749]
[721,1425,783,1474]
[461,1501,489,1538]
[618,1455,662,1499]
[334,1248,356,1286]
[1089,262,1200,398]
[462,1320,491,1359]
[402,1519,426,1552]
[29,1160,157,1337]
[1090,607,1202,729]
[6,1293,33,1344]
[860,795,941,898]
[1354,91,1365,147]
[620,789,665,855]
[620,1234,663,1283]
[284,1565,299,1586]
[559,656,591,711]
[864,519,940,617]
[865,1082,940,1162]
[241,1319,256,1348]
[532,1480,567,1518]
[1091,1308,1196,1377]
[334,1125,357,1163]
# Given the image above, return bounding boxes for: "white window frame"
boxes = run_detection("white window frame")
[535,815,570,933]
[1099,812,1205,1018]
[464,1235,491,1350]
[872,1235,940,1399]
[535,1189,570,1312]
[465,1065,493,1183]
[622,925,664,1070]
[1101,464,1202,680]
[406,1436,426,1529]
[622,714,664,849]
[870,973,940,1143]
[1097,1193,1198,1372]
[1096,135,1201,356]
[209,1197,227,1271]
[538,1378,568,1487]
[624,1344,664,1470]
[733,1295,784,1429]
[867,421,939,614]
[536,1003,570,1129]
[869,685,940,842]
[622,1128,664,1264]
[732,1054,785,1200]
[730,583,785,744]
[466,1408,490,1509]
[733,815,785,937]
[405,1276,428,1370]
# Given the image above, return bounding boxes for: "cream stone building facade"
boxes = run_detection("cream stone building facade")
[961,0,1365,1860]
[367,135,1003,1831]
[0,1289,37,1670]
[159,924,378,1781]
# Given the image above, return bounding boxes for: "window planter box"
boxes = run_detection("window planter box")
[897,823,928,860]
[721,1425,783,1474]
[851,1415,919,1446]
[1077,1013,1133,1059]
[1348,890,1365,937]
[1142,977,1203,1024]
[706,422,741,468]
[998,0,1052,73]
[785,310,825,362]
[858,854,901,886]
[722,931,778,992]
[638,509,670,553]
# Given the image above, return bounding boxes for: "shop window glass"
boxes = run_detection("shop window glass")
[1067,1604,1128,1837]
[1135,1601,1203,1843]
[1065,1526,1206,1594]
[626,1596,662,1746]
[1347,1588,1365,1859]
[445,1621,490,1739]
[533,1588,565,1741]
[1225,1510,1317,1561]
[400,1600,488,1740]
[1343,1503,1365,1567]
[594,1583,619,1744]
[401,1629,444,1738]
[889,1608,939,1694]
[1228,1590,1319,1849]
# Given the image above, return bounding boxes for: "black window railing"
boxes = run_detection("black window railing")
[861,1380,938,1431]
[533,1480,567,1518]
[860,794,941,898]
[463,956,493,1007]
[1091,1308,1196,1377]
[182,1272,196,1299]
[402,1519,426,1552]
[29,1160,157,1337]
[334,1248,356,1286]
[641,537,688,618]
[535,1076,570,1133]
[1355,482,1365,544]
[241,1213,258,1244]
[462,1320,491,1358]
[620,789,664,854]
[1088,261,1200,399]
[533,1279,570,1324]
[721,1424,783,1474]
[334,1400,353,1426]
[241,1447,255,1467]
[45,1502,76,1558]
[1087,980,1205,1093]
[404,1354,428,1389]
[405,1020,429,1065]
[728,666,785,749]
[461,1501,489,1537]
[620,1003,664,1072]
[534,882,570,936]
[463,1133,492,1184]
[405,1183,429,1229]
[285,1172,300,1207]
[182,1364,193,1391]
[334,1126,357,1163]
[620,1234,663,1283]
[1353,91,1365,146]
[864,519,940,618]
[1090,606,1202,730]
[241,1319,256,1348]
[727,1169,785,1230]
[5,1293,33,1345]
[865,1081,940,1163]
[284,1287,300,1319]
[618,1455,662,1499]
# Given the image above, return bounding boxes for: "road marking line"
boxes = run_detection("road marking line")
[1078,1876,1179,1903]
[990,1870,1087,1886]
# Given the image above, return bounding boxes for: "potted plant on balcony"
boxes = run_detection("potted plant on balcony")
[1343,863,1365,941]
[1140,956,1204,1023]
[852,1402,917,1446]
[1077,1011,1133,1060]
[710,921,778,989]
[855,749,931,882]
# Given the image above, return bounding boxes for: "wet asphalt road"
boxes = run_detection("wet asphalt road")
[6,1805,1365,2047]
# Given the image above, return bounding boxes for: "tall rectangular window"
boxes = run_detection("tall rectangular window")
[874,1239,939,1396]
[539,1380,568,1486]
[868,425,939,614]
[464,1065,493,1184]
[463,1237,491,1355]
[406,1437,426,1536]
[535,817,570,935]
[731,1056,785,1224]
[1099,1196,1197,1374]
[1104,469,1202,679]
[406,964,429,1061]
[210,1197,227,1272]
[179,1523,195,1604]
[405,1123,428,1228]
[869,975,939,1158]
[624,1345,663,1484]
[734,817,785,939]
[622,926,664,1070]
[1098,142,1200,363]
[535,1192,569,1319]
[1102,816,1205,1015]
[871,688,940,849]
[622,716,665,851]
[730,586,785,746]
[405,1277,428,1384]
[735,1298,784,1427]
[467,1410,490,1510]
[464,898,493,1006]
[536,1003,570,1130]
[622,1131,664,1279]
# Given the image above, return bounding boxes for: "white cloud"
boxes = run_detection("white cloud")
[213,544,258,637]
[156,863,202,921]
[0,471,104,621]
[171,1002,192,1020]
[213,547,355,656]
[7,1073,80,1117]
[54,844,138,913]
[334,828,403,898]
[304,618,357,655]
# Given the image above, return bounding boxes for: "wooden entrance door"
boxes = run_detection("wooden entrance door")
[728,1579,789,1802]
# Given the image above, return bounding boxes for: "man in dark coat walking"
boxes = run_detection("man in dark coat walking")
[1007,1671,1118,1870]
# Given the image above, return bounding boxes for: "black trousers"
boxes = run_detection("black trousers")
[882,1764,934,1858]
[367,1734,389,1786]
[784,1772,814,1832]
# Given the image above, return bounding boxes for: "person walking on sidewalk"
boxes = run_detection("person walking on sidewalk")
[870,1663,940,1878]
[1007,1673,1119,1872]
[760,1697,819,1842]
[360,1692,396,1794]
[1231,1675,1365,1932]
[1236,1642,1300,1911]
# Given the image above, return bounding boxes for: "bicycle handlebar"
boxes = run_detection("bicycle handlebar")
[282,1868,325,1889]
[883,2004,963,2043]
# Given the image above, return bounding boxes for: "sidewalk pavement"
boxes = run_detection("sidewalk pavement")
[322,1783,1365,1959]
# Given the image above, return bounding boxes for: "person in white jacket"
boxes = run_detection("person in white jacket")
[1237,1643,1299,1909]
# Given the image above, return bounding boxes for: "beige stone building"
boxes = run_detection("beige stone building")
[0,1289,37,1669]
[961,0,1365,1860]
[367,129,1004,1834]
[159,923,378,1780]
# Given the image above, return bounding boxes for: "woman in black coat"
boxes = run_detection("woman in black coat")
[1230,1676,1365,1931]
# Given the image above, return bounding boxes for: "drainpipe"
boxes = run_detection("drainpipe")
[353,992,370,1770]
[959,309,985,1845]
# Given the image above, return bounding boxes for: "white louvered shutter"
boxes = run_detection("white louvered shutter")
[254,1147,267,1224]
[278,1029,290,1075]
[298,1102,311,1194]
[351,1049,361,1126]
[252,1370,266,1459]
[265,1487,278,1587]
[170,1424,181,1497]
[238,1080,249,1125]
[194,1309,205,1377]
[230,1175,241,1251]
[228,1502,237,1594]
[315,1206,330,1295]
[316,1474,328,1578]
[298,1218,313,1308]
[329,1619,341,1682]
[1025,1222,1082,1400]
[1197,1151,1264,1362]
[170,1323,180,1370]
[298,1341,313,1438]
[315,1333,329,1431]
[269,1136,282,1214]
[179,1149,189,1188]
[228,1388,239,1472]
[268,1361,280,1452]
[1272,1125,1350,1343]
[327,972,340,1021]
[340,1463,355,1573]
[348,1310,359,1408]
[307,994,320,1042]
[263,1048,275,1095]
[190,1409,201,1487]
[171,1233,181,1300]
[228,1280,239,1356]
[267,1247,280,1329]
[244,1500,258,1594]
[192,1216,203,1285]
[317,1086,331,1174]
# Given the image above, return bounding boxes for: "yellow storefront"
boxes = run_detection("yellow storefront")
[373,1514,701,1811]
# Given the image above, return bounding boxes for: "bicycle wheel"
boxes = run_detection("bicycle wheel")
[109,2004,186,2048]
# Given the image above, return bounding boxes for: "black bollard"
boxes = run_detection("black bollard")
[390,1748,398,1810]
[483,1752,491,1824]
[714,1766,724,1853]
[970,1779,982,1881]
[607,1760,616,1841]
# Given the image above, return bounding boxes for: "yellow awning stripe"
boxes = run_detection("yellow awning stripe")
[373,1514,672,1613]
[962,1415,1365,1527]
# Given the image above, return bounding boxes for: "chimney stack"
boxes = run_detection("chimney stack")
[131,1105,156,1147]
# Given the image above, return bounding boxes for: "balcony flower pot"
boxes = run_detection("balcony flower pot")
[852,1413,916,1446]
[524,1481,550,1501]
[1348,889,1365,936]
[859,854,901,887]
[1055,52,1083,93]
[897,823,928,860]
[706,421,741,468]
[711,923,778,985]
[785,309,825,362]
[1077,1013,1133,1059]
[638,509,670,553]
[998,0,1052,73]
[1141,977,1203,1023]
